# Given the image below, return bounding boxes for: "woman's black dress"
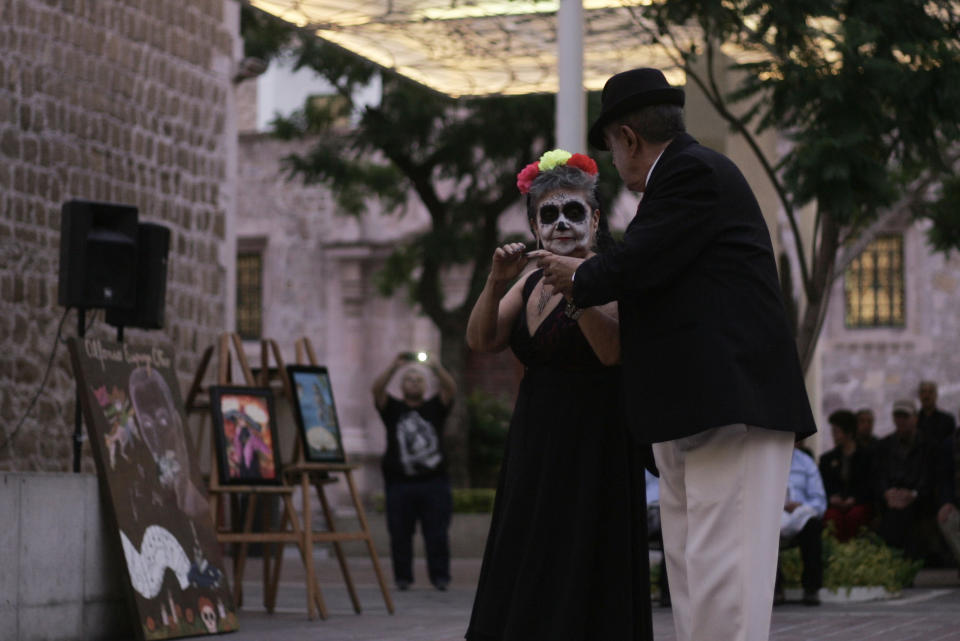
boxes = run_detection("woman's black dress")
[466,270,653,641]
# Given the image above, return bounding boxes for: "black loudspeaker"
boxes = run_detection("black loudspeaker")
[106,223,171,330]
[58,200,139,310]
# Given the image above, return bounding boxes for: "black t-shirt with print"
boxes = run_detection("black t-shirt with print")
[378,395,450,482]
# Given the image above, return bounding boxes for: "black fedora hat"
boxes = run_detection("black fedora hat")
[588,68,685,150]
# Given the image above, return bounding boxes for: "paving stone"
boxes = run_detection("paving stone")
[212,558,960,641]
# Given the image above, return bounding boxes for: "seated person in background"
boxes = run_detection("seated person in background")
[874,399,937,560]
[917,380,957,444]
[856,408,879,450]
[820,409,874,541]
[645,470,670,607]
[933,428,960,570]
[775,444,826,606]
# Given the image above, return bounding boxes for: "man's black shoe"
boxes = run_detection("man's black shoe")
[433,579,449,591]
[802,590,821,606]
[396,580,411,591]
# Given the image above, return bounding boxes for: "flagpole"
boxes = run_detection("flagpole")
[556,0,585,153]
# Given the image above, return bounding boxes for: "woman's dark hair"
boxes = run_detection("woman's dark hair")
[525,165,616,254]
[828,409,857,437]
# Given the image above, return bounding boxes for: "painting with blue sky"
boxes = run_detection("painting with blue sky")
[288,366,346,463]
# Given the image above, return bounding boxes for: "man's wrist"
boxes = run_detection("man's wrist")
[564,300,583,320]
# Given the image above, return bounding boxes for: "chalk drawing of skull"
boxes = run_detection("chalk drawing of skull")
[198,596,217,633]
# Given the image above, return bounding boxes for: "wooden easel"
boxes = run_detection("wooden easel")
[271,336,395,615]
[184,344,214,458]
[185,332,322,619]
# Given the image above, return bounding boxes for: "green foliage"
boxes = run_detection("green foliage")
[779,529,923,593]
[650,558,662,594]
[452,488,498,513]
[258,28,557,319]
[586,91,626,210]
[466,391,511,489]
[240,6,632,326]
[634,0,960,370]
[643,0,960,238]
[665,0,960,235]
[239,5,295,62]
[918,174,960,255]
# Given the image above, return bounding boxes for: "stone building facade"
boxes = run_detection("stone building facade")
[819,224,960,445]
[6,1,956,478]
[233,126,527,496]
[0,0,241,471]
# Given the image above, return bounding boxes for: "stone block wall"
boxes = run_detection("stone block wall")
[0,0,240,471]
[235,131,442,498]
[820,225,960,446]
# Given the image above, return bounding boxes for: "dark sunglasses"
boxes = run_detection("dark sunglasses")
[538,200,588,224]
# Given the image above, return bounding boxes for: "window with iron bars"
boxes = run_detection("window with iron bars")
[236,250,263,340]
[844,234,905,328]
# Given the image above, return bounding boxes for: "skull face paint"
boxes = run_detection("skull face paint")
[535,190,595,255]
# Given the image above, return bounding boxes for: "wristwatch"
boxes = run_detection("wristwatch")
[564,300,583,320]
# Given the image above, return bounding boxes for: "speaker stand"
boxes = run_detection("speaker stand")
[72,307,86,473]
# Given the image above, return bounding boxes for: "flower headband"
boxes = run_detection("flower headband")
[516,149,599,195]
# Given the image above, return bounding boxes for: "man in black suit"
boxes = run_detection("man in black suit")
[917,380,956,444]
[536,68,816,641]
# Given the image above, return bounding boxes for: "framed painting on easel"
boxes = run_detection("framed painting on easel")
[67,337,237,640]
[286,365,347,463]
[208,386,283,486]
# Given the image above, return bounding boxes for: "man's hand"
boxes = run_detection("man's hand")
[527,250,584,297]
[885,488,917,510]
[884,488,903,509]
[784,501,802,514]
[938,502,957,524]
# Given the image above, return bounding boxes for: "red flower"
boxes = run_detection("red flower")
[566,153,598,176]
[516,162,540,194]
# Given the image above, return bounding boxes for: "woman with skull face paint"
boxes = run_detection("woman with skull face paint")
[465,150,653,641]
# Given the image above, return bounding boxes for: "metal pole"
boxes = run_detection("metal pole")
[556,0,585,152]
[72,307,85,472]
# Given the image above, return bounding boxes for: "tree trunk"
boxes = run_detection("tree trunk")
[797,213,841,373]
[439,326,471,488]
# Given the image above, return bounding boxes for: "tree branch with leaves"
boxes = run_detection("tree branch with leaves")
[629,0,960,371]
[241,7,563,485]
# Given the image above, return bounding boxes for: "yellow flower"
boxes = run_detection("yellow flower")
[538,149,572,172]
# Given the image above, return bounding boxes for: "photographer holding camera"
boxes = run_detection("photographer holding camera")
[371,351,457,591]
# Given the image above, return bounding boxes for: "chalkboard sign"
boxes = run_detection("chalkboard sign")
[68,338,237,639]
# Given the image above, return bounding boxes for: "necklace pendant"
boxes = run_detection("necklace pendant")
[537,284,551,315]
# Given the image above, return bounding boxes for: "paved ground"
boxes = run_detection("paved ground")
[222,555,960,641]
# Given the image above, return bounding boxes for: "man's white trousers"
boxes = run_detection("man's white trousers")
[653,424,794,641]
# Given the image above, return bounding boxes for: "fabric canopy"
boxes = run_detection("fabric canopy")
[249,0,699,96]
